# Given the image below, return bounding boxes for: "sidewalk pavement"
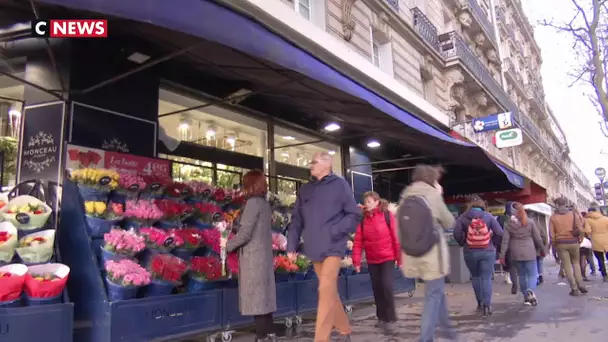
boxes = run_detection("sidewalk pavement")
[179,264,608,341]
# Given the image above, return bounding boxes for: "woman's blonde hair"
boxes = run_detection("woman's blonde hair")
[363,191,389,212]
[513,202,527,226]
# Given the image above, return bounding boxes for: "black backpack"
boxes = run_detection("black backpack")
[397,196,438,257]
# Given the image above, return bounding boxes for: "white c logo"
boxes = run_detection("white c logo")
[35,21,47,36]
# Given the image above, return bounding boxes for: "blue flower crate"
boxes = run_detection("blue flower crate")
[105,277,139,301]
[154,220,181,230]
[274,272,290,283]
[0,296,73,342]
[188,220,213,230]
[78,185,109,201]
[295,279,318,314]
[275,281,297,318]
[0,297,21,308]
[145,279,175,297]
[221,287,253,328]
[345,273,373,304]
[172,248,195,261]
[99,245,134,270]
[86,216,122,238]
[186,276,217,293]
[24,293,63,306]
[340,268,354,277]
[122,219,143,231]
[291,271,307,281]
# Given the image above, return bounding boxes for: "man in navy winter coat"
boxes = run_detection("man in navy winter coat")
[287,151,360,341]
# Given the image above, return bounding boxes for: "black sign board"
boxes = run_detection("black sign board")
[18,102,65,184]
[99,176,111,186]
[15,212,30,225]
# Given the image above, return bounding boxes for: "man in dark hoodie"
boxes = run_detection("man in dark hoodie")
[287,152,360,342]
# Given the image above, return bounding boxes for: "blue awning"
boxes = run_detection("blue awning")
[493,161,525,188]
[36,0,525,189]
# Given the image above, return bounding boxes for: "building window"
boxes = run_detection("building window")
[290,0,311,21]
[372,39,381,67]
[369,26,394,76]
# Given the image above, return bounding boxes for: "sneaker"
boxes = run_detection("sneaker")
[505,273,512,284]
[569,289,580,296]
[483,305,492,316]
[579,286,588,294]
[526,290,538,306]
[538,275,544,284]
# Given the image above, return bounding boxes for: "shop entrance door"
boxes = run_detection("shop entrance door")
[351,171,373,204]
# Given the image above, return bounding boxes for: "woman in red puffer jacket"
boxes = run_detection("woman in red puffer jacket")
[352,191,401,334]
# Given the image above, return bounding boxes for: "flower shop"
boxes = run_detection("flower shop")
[56,144,415,342]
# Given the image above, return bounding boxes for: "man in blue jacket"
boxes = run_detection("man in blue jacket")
[287,152,361,342]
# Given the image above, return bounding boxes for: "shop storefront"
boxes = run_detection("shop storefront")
[0,0,538,341]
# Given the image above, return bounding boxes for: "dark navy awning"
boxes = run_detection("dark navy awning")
[34,0,525,189]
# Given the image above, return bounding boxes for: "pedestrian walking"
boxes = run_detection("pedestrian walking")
[583,207,608,282]
[397,165,457,342]
[536,215,549,286]
[352,191,400,335]
[580,212,597,276]
[221,170,277,342]
[549,197,587,296]
[453,196,503,316]
[499,202,544,306]
[287,152,360,342]
[497,202,519,293]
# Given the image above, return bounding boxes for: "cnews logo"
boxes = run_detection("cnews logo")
[31,19,108,38]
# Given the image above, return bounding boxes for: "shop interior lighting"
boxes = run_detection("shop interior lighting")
[282,136,295,140]
[281,152,290,158]
[328,150,336,155]
[178,118,190,131]
[127,52,151,64]
[324,123,341,132]
[367,140,381,148]
[8,103,20,117]
[226,132,237,148]
[206,125,217,139]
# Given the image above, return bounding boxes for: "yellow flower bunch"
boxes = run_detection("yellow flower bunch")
[85,201,107,217]
[71,168,119,189]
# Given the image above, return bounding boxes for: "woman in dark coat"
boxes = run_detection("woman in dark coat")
[222,170,276,341]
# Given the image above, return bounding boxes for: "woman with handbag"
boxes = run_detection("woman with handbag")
[352,191,401,335]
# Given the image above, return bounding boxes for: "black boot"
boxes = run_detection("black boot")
[511,283,517,295]
[477,301,483,312]
[483,305,492,317]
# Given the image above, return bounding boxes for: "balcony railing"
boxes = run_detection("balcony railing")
[385,0,399,11]
[495,6,506,23]
[504,58,524,86]
[439,31,518,121]
[467,0,496,44]
[412,7,441,53]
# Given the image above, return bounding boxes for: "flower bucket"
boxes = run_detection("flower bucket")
[275,272,290,283]
[0,195,52,231]
[123,219,143,231]
[172,248,194,261]
[186,276,217,293]
[77,184,109,201]
[291,272,307,281]
[155,220,181,230]
[105,277,139,301]
[189,220,213,230]
[304,270,317,280]
[86,216,121,238]
[339,268,354,277]
[24,293,62,306]
[0,298,21,308]
[145,279,175,297]
[99,246,134,269]
[217,278,238,288]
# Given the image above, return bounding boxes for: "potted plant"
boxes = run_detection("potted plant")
[170,228,203,261]
[139,227,184,265]
[153,199,191,229]
[273,255,297,282]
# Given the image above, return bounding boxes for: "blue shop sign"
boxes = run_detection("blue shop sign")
[472,112,513,133]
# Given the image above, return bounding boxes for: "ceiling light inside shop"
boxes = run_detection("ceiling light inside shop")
[328,150,336,155]
[8,109,20,117]
[324,123,341,132]
[281,152,289,157]
[367,140,381,148]
[282,136,295,140]
[178,118,190,130]
[226,132,237,148]
[206,126,216,139]
[127,52,150,64]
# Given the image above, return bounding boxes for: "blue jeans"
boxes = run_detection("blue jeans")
[420,277,457,342]
[515,260,538,294]
[536,257,544,276]
[463,249,495,305]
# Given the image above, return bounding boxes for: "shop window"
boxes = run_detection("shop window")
[163,155,214,184]
[217,164,245,189]
[274,125,341,177]
[159,89,267,158]
[0,71,24,188]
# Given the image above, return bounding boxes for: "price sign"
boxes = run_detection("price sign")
[150,183,161,191]
[15,213,30,225]
[224,196,232,202]
[163,237,175,247]
[128,184,140,191]
[99,176,111,186]
[212,213,222,221]
[105,151,170,178]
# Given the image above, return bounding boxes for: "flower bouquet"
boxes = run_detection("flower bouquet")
[123,200,163,229]
[70,168,119,201]
[211,188,231,206]
[190,202,223,229]
[146,253,188,297]
[164,182,193,200]
[105,259,151,301]
[187,256,222,292]
[16,229,55,265]
[271,210,289,233]
[113,171,147,202]
[139,227,184,265]
[274,255,298,282]
[141,174,172,199]
[216,221,232,276]
[271,232,287,254]
[293,255,311,281]
[154,199,191,229]
[100,229,146,269]
[0,222,18,264]
[84,201,124,237]
[340,256,354,276]
[0,263,27,307]
[187,181,214,202]
[0,195,52,233]
[170,228,203,260]
[24,263,70,305]
[200,228,221,256]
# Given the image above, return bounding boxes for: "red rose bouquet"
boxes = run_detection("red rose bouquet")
[170,228,203,250]
[191,202,223,225]
[274,255,298,273]
[165,182,193,199]
[139,227,184,252]
[154,199,191,223]
[142,174,172,196]
[190,256,222,281]
[226,252,239,276]
[200,229,221,254]
[188,181,214,200]
[149,253,188,285]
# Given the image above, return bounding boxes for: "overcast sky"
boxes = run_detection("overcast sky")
[523,0,603,188]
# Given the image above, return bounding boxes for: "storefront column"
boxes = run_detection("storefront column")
[267,122,277,193]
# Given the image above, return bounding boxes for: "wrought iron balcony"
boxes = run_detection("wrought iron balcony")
[466,0,495,43]
[439,31,517,120]
[385,0,399,11]
[411,7,441,54]
[495,6,506,23]
[527,81,546,116]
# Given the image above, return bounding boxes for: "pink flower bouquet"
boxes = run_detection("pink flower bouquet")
[105,259,151,287]
[271,232,287,251]
[117,172,147,193]
[139,227,184,252]
[188,181,214,200]
[103,229,146,257]
[124,200,163,225]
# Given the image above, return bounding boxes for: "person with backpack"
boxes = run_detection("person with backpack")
[453,196,503,316]
[497,202,519,293]
[352,191,400,335]
[398,165,458,342]
[499,202,544,306]
[583,207,608,282]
